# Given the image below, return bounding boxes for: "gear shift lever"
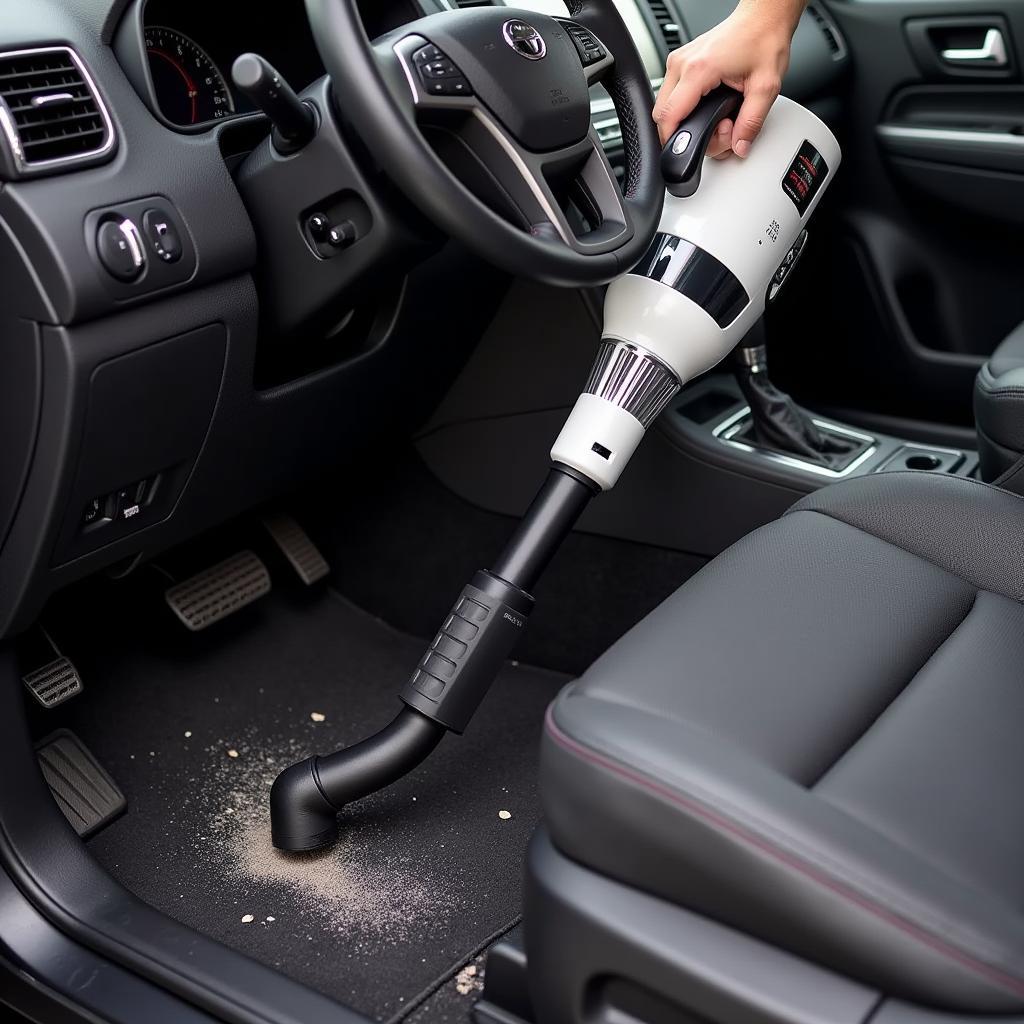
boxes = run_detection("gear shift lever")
[731,322,860,469]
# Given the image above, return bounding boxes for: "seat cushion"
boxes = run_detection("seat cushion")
[540,472,1024,1012]
[975,321,1024,480]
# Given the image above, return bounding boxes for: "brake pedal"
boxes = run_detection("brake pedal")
[36,730,126,838]
[263,513,330,585]
[165,550,270,631]
[22,628,84,709]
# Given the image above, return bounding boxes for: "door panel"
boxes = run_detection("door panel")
[768,0,1024,427]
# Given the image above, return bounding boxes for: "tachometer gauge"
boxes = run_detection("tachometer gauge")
[145,26,235,127]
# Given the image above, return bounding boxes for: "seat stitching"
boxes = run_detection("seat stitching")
[545,706,1024,999]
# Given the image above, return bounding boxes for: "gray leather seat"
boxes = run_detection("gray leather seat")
[540,472,1024,1013]
[975,322,1024,481]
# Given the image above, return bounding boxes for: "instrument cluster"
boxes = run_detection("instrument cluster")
[137,0,419,130]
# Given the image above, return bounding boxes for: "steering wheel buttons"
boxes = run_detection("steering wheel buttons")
[413,44,443,63]
[426,77,472,97]
[142,208,182,264]
[412,43,472,99]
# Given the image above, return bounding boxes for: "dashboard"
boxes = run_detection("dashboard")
[123,0,419,131]
[0,0,849,641]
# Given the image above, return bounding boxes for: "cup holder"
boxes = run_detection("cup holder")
[876,444,965,475]
[905,454,942,471]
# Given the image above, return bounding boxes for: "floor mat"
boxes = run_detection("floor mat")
[50,578,566,1021]
[299,452,707,676]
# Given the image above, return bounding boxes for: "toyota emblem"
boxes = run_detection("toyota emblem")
[502,20,547,60]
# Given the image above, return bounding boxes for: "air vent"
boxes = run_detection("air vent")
[646,0,682,50]
[451,0,494,7]
[806,4,847,61]
[0,46,115,175]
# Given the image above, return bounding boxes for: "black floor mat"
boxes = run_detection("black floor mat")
[300,452,707,675]
[50,579,566,1022]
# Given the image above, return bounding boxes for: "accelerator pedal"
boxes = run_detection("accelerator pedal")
[165,550,270,631]
[36,730,126,838]
[22,628,83,709]
[263,513,330,585]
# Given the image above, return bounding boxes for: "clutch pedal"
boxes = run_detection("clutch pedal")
[165,550,271,631]
[22,628,83,709]
[263,513,330,585]
[36,730,126,838]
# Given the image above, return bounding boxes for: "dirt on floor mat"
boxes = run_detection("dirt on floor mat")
[52,582,566,1021]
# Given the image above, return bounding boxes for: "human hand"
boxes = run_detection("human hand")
[653,0,804,158]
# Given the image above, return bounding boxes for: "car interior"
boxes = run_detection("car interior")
[1,0,1023,1022]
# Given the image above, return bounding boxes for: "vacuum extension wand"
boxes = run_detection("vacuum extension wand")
[270,465,597,851]
[270,87,841,852]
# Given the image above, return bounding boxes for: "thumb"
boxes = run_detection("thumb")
[731,79,780,157]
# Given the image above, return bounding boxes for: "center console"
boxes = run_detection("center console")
[667,372,979,494]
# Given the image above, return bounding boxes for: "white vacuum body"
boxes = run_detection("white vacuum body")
[552,94,841,489]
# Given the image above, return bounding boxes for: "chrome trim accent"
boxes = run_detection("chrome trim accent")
[585,340,681,428]
[0,46,116,173]
[877,123,1024,154]
[118,218,146,271]
[470,107,572,244]
[736,344,768,374]
[31,92,75,108]
[942,27,1007,66]
[712,407,878,479]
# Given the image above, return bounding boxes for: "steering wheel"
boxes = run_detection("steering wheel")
[304,0,664,287]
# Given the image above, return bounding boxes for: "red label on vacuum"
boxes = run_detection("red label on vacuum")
[782,140,828,215]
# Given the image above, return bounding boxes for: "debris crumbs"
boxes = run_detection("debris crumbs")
[184,731,192,738]
[455,963,483,996]
[266,916,275,922]
[227,749,239,758]
[309,711,326,723]
[241,914,254,923]
[498,810,512,820]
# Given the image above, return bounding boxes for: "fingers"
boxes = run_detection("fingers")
[730,77,780,157]
[707,117,733,158]
[653,54,720,145]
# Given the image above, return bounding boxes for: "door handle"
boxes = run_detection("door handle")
[941,27,1008,66]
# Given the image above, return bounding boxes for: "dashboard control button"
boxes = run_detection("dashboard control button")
[307,212,330,240]
[96,218,145,281]
[82,496,105,528]
[327,220,357,248]
[142,208,182,264]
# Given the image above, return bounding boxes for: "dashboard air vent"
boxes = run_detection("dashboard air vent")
[646,0,682,50]
[452,0,494,7]
[0,46,115,175]
[806,5,847,61]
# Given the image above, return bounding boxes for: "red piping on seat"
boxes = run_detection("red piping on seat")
[544,705,1024,1001]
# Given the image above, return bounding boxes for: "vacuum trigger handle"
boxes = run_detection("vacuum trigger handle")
[661,85,742,198]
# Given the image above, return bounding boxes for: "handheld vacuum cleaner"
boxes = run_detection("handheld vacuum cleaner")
[270,87,841,851]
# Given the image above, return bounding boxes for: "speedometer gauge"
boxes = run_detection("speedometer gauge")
[145,26,235,127]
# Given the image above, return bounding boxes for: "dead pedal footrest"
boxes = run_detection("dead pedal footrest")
[36,730,126,838]
[165,550,271,631]
[263,513,330,585]
[23,657,84,709]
